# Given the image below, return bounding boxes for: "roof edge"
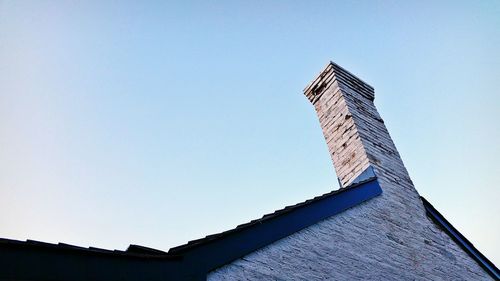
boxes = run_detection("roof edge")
[169,174,379,254]
[421,197,500,280]
[168,176,382,277]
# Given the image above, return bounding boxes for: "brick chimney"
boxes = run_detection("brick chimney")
[208,63,491,280]
[304,62,411,188]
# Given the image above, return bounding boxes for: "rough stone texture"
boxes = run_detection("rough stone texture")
[208,62,492,280]
[304,62,374,187]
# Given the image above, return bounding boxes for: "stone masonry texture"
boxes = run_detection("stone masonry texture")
[208,62,492,280]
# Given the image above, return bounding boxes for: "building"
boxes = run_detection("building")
[1,62,498,280]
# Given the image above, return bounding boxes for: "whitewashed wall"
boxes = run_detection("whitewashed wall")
[208,63,491,280]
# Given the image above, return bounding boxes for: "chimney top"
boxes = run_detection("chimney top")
[303,61,374,104]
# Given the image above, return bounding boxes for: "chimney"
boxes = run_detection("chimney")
[304,62,410,188]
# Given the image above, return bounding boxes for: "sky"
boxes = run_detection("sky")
[0,0,499,265]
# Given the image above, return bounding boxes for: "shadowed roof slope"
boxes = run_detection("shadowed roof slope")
[0,170,382,281]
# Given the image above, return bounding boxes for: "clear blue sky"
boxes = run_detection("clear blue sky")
[1,0,499,264]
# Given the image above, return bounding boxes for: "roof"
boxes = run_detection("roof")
[0,238,176,259]
[1,166,498,280]
[0,169,382,281]
[169,167,378,254]
[421,197,500,280]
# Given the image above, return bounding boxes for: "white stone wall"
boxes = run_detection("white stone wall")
[208,63,492,280]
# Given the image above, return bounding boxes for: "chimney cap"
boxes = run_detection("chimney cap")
[304,61,375,104]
